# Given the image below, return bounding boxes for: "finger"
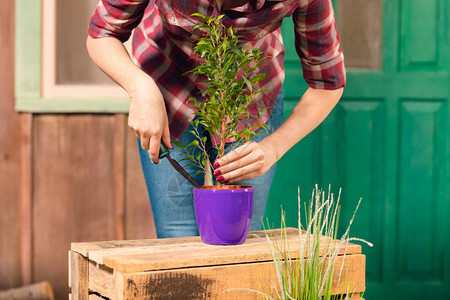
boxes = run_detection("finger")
[149,136,161,164]
[215,142,255,167]
[218,162,263,184]
[226,170,261,184]
[161,123,172,150]
[215,151,259,176]
[140,136,150,151]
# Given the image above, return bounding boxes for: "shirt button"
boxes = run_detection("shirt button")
[258,32,265,39]
[169,16,177,24]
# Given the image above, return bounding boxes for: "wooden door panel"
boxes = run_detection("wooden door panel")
[320,99,385,285]
[396,100,447,281]
[399,0,447,71]
[267,0,450,298]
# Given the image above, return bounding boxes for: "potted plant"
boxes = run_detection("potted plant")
[173,14,269,245]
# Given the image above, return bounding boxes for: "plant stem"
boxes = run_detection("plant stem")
[217,120,227,188]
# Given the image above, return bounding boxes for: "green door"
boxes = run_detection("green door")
[266,0,450,298]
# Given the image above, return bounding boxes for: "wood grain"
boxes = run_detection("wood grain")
[70,252,89,300]
[32,115,118,299]
[19,113,33,285]
[119,254,365,299]
[88,260,113,298]
[0,281,54,300]
[86,255,365,299]
[0,0,23,289]
[113,114,126,240]
[71,229,361,273]
[113,270,125,300]
[124,126,157,240]
[71,229,366,299]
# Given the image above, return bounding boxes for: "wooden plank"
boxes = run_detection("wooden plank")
[88,261,114,299]
[0,0,23,289]
[70,228,291,257]
[32,115,119,299]
[0,281,54,300]
[70,252,89,300]
[100,231,361,273]
[113,271,125,300]
[71,235,201,257]
[71,228,299,255]
[125,126,157,240]
[120,254,365,299]
[68,251,72,288]
[114,115,126,240]
[71,229,361,268]
[72,239,170,258]
[19,113,33,285]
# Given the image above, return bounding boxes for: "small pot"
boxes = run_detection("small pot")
[193,185,254,245]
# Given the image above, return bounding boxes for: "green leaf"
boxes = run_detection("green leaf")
[191,13,207,19]
[227,26,234,37]
[185,163,198,167]
[225,71,237,80]
[194,170,204,176]
[187,140,199,148]
[172,141,185,148]
[243,77,253,92]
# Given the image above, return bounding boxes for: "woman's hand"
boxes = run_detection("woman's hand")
[86,36,172,163]
[128,77,172,164]
[212,140,278,184]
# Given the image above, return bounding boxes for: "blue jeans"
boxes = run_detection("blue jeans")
[138,88,284,238]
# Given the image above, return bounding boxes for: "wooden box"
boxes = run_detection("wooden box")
[69,229,365,299]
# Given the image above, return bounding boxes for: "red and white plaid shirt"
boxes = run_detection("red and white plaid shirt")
[89,0,346,140]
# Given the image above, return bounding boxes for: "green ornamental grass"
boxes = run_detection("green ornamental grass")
[230,186,372,299]
[263,186,373,300]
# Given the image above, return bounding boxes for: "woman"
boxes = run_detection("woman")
[87,0,345,238]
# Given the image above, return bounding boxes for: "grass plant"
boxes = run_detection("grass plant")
[262,186,373,300]
[231,185,372,299]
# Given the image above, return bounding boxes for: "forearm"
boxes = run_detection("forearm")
[87,35,171,160]
[262,87,343,160]
[86,36,150,96]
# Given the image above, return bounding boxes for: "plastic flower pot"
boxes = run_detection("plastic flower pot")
[193,185,253,245]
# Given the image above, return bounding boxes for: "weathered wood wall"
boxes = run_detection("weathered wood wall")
[0,1,156,298]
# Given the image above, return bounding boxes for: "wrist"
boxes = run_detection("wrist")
[260,136,282,162]
[126,71,155,100]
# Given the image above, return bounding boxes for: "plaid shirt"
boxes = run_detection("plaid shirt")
[89,0,346,140]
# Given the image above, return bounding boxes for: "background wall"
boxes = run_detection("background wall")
[0,1,156,298]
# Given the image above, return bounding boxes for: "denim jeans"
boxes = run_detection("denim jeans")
[138,88,284,238]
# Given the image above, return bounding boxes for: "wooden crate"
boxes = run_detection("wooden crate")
[69,228,365,299]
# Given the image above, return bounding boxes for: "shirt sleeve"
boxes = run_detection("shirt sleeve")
[293,0,346,90]
[88,0,150,43]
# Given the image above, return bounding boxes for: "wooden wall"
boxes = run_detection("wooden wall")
[0,1,156,298]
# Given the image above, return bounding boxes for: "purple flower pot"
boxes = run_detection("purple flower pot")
[193,185,254,245]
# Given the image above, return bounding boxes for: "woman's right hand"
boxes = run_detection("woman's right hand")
[86,36,171,163]
[127,76,172,164]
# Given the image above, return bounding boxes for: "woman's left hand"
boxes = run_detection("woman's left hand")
[212,140,278,184]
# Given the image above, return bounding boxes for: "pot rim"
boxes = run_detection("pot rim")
[194,185,254,190]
